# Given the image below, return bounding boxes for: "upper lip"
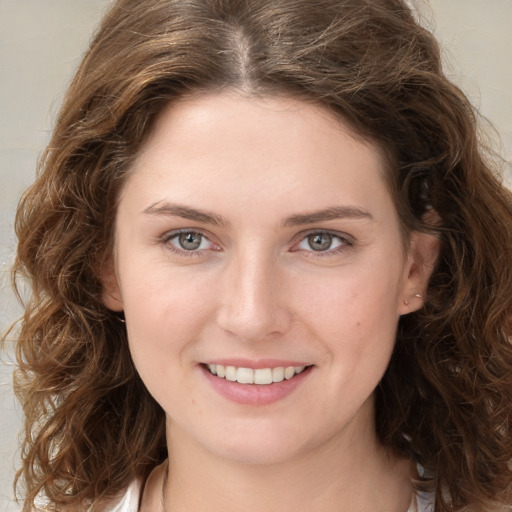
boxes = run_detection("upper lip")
[201,358,313,369]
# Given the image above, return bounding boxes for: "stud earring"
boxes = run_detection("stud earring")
[115,312,126,323]
[404,294,422,305]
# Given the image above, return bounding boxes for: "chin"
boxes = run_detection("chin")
[213,439,305,466]
[199,418,321,466]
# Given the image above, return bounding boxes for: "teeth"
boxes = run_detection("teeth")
[254,368,272,385]
[237,367,254,384]
[225,366,236,381]
[206,364,308,385]
[272,367,284,382]
[284,366,295,380]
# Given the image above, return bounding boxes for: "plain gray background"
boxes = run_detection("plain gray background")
[1,1,511,510]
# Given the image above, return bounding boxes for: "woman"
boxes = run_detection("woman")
[10,0,512,511]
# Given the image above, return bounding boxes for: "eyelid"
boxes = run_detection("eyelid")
[158,227,354,257]
[294,228,355,243]
[161,227,207,242]
[160,228,221,255]
[290,229,355,254]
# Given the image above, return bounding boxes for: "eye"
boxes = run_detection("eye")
[293,231,351,253]
[163,230,216,254]
[175,232,206,251]
[305,233,339,252]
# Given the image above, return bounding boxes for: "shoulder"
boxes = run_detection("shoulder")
[102,461,167,512]
[32,478,144,512]
[98,478,143,512]
[411,491,435,512]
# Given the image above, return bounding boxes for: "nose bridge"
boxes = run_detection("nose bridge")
[216,244,290,341]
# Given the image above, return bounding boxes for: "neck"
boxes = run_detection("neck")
[142,418,413,512]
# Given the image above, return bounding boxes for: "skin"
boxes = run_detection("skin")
[102,92,438,512]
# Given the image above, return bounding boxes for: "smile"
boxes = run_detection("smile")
[206,364,308,385]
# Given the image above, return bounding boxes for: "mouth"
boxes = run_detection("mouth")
[203,363,311,385]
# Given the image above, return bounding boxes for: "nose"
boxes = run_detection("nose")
[215,249,292,342]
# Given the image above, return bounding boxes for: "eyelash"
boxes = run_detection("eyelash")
[290,230,354,258]
[160,229,354,258]
[160,229,218,257]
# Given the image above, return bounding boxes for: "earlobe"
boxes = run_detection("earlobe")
[100,260,124,312]
[399,229,440,315]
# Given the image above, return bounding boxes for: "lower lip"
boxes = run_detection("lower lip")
[201,365,313,406]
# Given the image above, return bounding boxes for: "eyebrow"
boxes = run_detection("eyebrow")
[282,206,373,227]
[143,202,229,226]
[142,202,373,227]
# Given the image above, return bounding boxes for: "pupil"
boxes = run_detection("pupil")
[179,232,201,250]
[309,233,332,251]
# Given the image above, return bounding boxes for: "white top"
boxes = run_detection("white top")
[102,479,142,512]
[104,479,435,511]
[414,492,435,512]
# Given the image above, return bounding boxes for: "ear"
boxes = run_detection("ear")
[100,259,124,312]
[398,228,440,315]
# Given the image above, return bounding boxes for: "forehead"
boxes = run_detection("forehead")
[140,92,380,160]
[120,92,394,223]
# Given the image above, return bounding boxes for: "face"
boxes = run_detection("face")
[103,92,434,466]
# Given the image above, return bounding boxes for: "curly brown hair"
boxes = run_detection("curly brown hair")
[9,0,512,510]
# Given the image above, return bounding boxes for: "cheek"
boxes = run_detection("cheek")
[297,257,404,387]
[301,266,403,410]
[120,267,216,415]
[299,260,403,341]
[119,261,216,366]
